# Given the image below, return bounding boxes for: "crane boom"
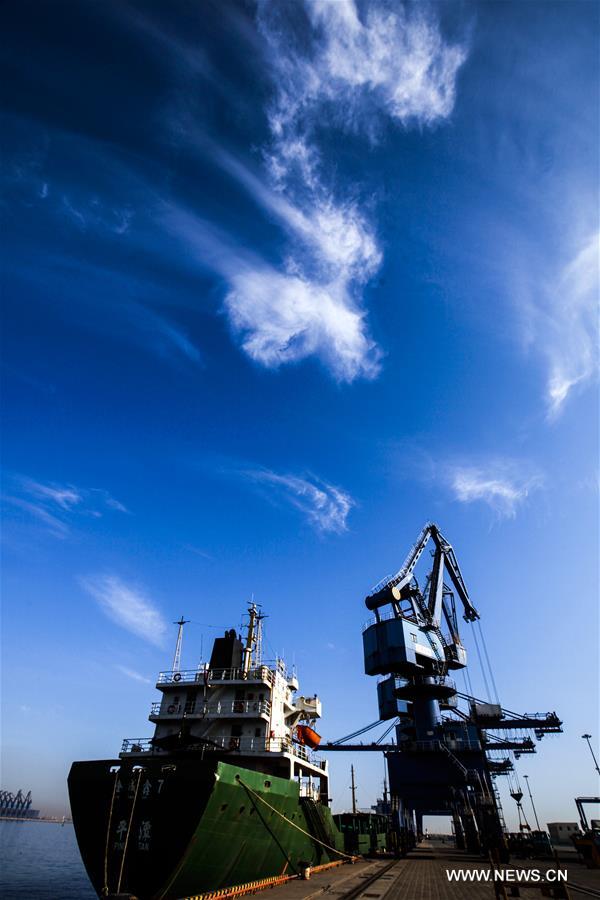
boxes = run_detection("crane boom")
[366,522,479,624]
[431,527,479,622]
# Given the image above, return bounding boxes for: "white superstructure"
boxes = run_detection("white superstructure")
[121,605,329,801]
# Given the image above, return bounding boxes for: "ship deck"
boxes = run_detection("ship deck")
[250,841,600,900]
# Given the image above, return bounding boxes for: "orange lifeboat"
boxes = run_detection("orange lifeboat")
[295,725,321,749]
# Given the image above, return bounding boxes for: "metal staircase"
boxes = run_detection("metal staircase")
[424,623,449,676]
[439,742,469,780]
[492,782,507,832]
[299,798,336,854]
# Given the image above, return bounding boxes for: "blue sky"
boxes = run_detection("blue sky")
[1,0,598,827]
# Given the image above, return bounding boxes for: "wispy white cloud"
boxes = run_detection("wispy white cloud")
[130,302,202,366]
[163,204,379,380]
[225,267,379,381]
[23,479,83,510]
[5,158,201,368]
[61,196,87,228]
[3,496,70,538]
[242,468,354,533]
[446,460,543,519]
[394,444,544,520]
[103,495,129,513]
[16,3,465,384]
[163,1,467,381]
[82,574,167,646]
[218,0,467,381]
[506,228,598,419]
[183,544,214,560]
[2,475,128,536]
[259,1,467,157]
[116,664,152,684]
[61,193,134,235]
[544,233,599,418]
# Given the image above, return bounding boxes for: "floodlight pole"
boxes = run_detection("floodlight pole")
[523,775,541,832]
[582,734,600,777]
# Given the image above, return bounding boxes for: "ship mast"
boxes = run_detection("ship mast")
[172,617,189,673]
[242,603,263,674]
[351,764,357,814]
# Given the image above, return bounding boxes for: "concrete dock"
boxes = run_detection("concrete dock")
[256,842,600,900]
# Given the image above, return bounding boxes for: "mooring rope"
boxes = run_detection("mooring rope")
[116,768,143,894]
[239,781,297,875]
[238,779,357,862]
[101,769,120,897]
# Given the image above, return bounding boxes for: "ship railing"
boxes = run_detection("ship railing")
[120,734,325,767]
[299,783,321,801]
[207,735,288,754]
[150,699,272,717]
[156,663,283,686]
[290,742,324,765]
[208,665,277,685]
[362,610,395,630]
[443,635,461,651]
[121,738,154,754]
[362,609,420,631]
[206,736,325,766]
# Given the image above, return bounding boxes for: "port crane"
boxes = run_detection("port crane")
[321,523,563,857]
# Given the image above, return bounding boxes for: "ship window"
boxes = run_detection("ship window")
[410,633,417,642]
[239,806,245,814]
[231,724,242,737]
[220,804,228,812]
[264,780,271,788]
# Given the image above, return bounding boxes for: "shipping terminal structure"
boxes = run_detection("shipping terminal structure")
[0,789,40,820]
[69,523,564,898]
[322,522,563,857]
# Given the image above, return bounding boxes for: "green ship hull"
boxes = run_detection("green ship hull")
[68,756,345,899]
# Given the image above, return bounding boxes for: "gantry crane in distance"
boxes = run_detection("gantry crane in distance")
[323,523,563,858]
[0,789,39,819]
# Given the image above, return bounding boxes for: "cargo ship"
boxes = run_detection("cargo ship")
[68,605,345,899]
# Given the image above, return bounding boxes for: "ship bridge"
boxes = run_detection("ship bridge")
[120,607,329,802]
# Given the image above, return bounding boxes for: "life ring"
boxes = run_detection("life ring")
[173,673,182,682]
[167,705,176,714]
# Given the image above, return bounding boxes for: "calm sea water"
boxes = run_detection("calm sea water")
[0,820,96,899]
